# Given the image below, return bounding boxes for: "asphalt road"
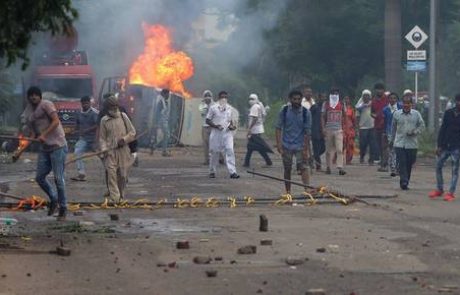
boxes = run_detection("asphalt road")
[1,138,460,295]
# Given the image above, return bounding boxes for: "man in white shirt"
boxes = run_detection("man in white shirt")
[243,94,273,167]
[206,91,239,179]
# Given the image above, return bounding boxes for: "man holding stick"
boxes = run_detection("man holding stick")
[275,90,311,194]
[99,95,136,203]
[21,86,68,220]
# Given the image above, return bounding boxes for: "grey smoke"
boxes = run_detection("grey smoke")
[27,0,289,98]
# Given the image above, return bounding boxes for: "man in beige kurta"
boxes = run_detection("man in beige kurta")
[99,96,136,203]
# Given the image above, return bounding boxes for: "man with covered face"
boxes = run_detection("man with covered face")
[243,93,273,167]
[321,88,347,175]
[99,95,136,203]
[206,91,239,179]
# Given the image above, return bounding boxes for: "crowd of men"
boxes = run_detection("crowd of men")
[19,81,460,221]
[199,83,459,201]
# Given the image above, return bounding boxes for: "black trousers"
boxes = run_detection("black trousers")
[312,137,325,167]
[394,147,417,187]
[359,128,377,162]
[244,134,272,166]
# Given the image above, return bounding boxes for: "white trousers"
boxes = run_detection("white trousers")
[209,129,236,175]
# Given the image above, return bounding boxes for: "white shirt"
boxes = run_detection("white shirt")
[301,97,316,110]
[206,103,233,131]
[248,103,264,134]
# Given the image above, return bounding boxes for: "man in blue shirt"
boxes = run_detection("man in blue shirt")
[276,90,311,194]
[382,92,402,177]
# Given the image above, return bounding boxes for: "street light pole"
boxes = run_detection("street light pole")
[428,0,437,132]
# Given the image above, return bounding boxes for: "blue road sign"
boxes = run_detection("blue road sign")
[406,61,427,71]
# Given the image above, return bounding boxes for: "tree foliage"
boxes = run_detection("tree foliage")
[0,0,78,69]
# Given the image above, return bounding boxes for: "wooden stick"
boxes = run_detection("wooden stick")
[0,135,40,142]
[0,191,23,201]
[12,141,33,163]
[65,130,148,165]
[247,170,315,189]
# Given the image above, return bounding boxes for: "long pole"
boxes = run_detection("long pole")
[428,0,437,132]
[415,71,418,103]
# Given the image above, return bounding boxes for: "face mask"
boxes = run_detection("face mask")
[219,98,227,107]
[249,99,256,106]
[329,94,339,101]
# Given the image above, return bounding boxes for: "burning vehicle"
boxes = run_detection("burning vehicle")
[98,24,202,147]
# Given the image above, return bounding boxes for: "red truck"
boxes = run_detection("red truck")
[29,29,96,142]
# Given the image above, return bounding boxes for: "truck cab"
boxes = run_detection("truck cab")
[30,29,96,143]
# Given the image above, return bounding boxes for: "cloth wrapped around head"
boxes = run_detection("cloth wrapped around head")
[103,94,120,118]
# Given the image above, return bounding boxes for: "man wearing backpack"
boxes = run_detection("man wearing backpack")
[243,93,273,167]
[321,88,347,175]
[275,90,311,194]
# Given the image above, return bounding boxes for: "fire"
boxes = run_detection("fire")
[129,23,194,97]
[17,133,29,151]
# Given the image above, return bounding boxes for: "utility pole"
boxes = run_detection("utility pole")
[428,0,437,132]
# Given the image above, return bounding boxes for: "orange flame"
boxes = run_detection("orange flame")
[129,23,194,98]
[17,133,29,151]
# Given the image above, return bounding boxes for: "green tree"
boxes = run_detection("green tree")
[0,0,78,69]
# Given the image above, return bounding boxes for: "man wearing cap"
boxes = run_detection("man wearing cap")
[243,94,273,167]
[99,95,136,203]
[429,94,460,201]
[199,90,214,165]
[206,91,240,179]
[356,89,377,164]
[390,95,425,190]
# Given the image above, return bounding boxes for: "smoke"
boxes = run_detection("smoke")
[27,0,289,98]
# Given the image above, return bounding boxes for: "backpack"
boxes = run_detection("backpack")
[282,105,308,126]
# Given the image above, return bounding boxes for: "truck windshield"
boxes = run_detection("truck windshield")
[38,78,92,100]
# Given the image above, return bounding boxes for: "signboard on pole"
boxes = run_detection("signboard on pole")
[405,26,428,49]
[407,50,427,61]
[406,61,427,72]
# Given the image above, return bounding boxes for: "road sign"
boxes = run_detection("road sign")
[406,61,427,71]
[405,25,428,49]
[407,50,427,61]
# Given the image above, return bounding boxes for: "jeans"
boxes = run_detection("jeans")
[395,147,417,188]
[74,138,93,175]
[359,128,378,162]
[35,145,68,210]
[436,149,460,193]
